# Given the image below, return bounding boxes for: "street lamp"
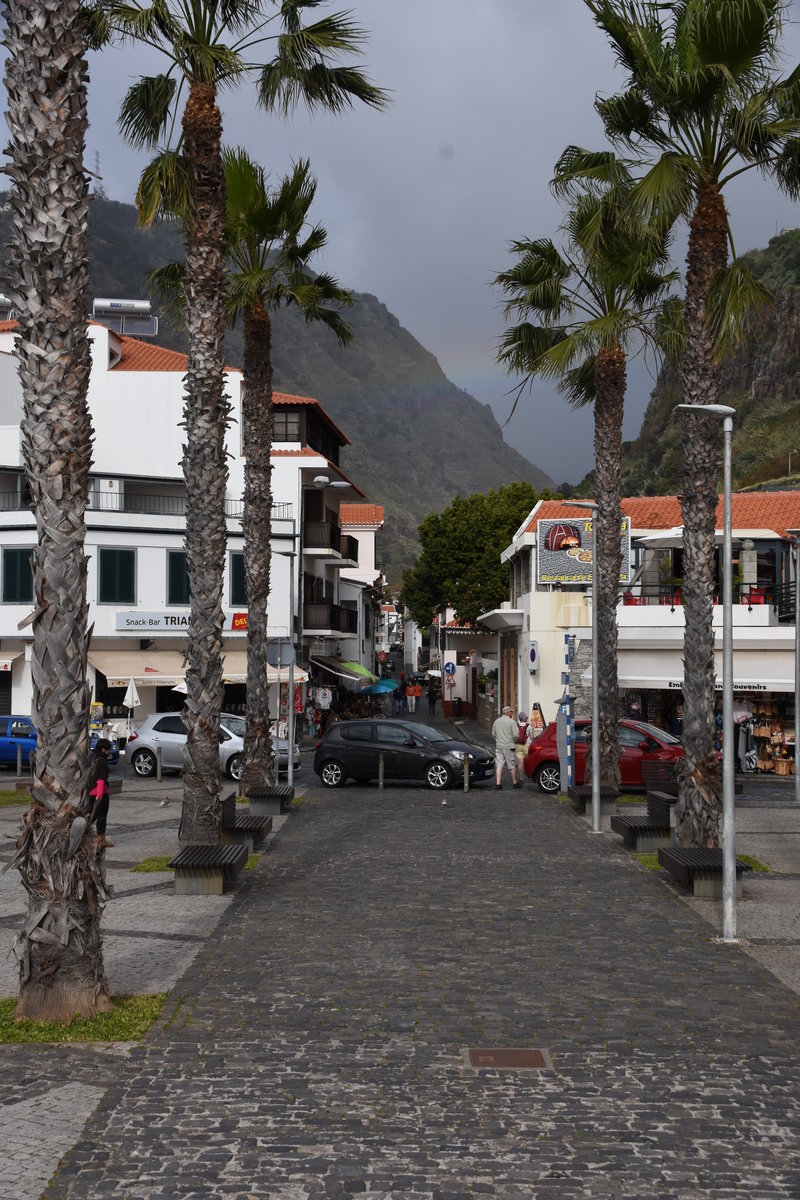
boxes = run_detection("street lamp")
[785,529,800,809]
[675,402,737,942]
[562,500,601,834]
[790,450,799,477]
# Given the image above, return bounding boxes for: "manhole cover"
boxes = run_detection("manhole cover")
[463,1047,554,1071]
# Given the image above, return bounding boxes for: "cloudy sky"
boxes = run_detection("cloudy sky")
[71,1,800,481]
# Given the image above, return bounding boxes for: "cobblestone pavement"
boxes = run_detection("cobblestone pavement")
[3,732,800,1199]
[17,742,796,1199]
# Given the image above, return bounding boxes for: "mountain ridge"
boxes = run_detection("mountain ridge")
[0,194,554,577]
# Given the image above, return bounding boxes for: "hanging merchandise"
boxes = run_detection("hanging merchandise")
[294,684,304,713]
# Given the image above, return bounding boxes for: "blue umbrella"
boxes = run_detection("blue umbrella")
[362,679,398,695]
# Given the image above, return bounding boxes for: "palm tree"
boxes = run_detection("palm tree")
[586,0,800,845]
[3,0,111,1020]
[97,0,386,843]
[495,173,677,789]
[151,150,354,795]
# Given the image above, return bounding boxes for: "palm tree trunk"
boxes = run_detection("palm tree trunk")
[4,0,111,1019]
[676,183,728,848]
[178,81,229,844]
[241,303,276,794]
[593,346,625,790]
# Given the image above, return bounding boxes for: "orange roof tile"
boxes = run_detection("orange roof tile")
[340,503,384,527]
[0,320,18,334]
[528,493,800,538]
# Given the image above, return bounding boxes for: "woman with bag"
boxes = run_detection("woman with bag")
[89,738,113,849]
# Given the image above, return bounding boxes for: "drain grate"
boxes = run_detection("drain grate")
[463,1047,554,1071]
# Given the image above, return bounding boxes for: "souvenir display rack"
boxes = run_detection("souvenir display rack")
[752,701,795,774]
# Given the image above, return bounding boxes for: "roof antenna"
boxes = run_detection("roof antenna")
[92,151,107,200]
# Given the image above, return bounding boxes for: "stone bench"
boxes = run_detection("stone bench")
[657,846,751,898]
[610,812,673,852]
[220,792,272,853]
[168,843,248,895]
[567,785,618,816]
[248,784,294,818]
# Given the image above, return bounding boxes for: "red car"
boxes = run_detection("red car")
[524,718,684,793]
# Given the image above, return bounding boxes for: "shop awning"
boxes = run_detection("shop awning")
[0,651,22,673]
[88,650,188,688]
[583,648,795,693]
[310,655,375,685]
[220,650,308,684]
[89,648,308,688]
[477,606,525,631]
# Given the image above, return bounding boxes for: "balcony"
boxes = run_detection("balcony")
[0,490,293,524]
[304,602,359,635]
[621,583,776,610]
[341,534,359,566]
[304,521,341,555]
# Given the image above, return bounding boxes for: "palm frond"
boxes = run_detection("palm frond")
[551,145,633,197]
[559,354,598,409]
[771,136,800,198]
[706,257,774,358]
[633,152,694,225]
[118,74,177,150]
[653,294,685,369]
[146,260,187,330]
[136,149,192,226]
[496,323,567,378]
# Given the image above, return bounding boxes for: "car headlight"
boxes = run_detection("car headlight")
[449,750,466,761]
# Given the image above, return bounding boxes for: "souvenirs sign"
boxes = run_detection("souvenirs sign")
[537,516,631,585]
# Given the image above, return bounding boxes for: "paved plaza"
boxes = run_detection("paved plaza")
[0,724,799,1198]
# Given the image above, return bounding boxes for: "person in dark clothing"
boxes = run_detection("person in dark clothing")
[427,681,438,716]
[90,738,113,849]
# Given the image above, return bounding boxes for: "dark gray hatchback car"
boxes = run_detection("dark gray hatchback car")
[313,718,494,790]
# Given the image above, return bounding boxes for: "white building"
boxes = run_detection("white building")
[0,319,374,725]
[480,494,800,753]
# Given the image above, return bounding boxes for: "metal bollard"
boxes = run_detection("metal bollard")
[378,752,384,791]
[463,753,469,792]
[156,745,162,783]
[16,743,22,778]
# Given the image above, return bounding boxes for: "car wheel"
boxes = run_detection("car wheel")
[320,759,346,788]
[535,763,561,794]
[227,753,243,782]
[426,760,451,790]
[131,748,157,778]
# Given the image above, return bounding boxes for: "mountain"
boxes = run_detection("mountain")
[0,194,554,577]
[598,228,800,499]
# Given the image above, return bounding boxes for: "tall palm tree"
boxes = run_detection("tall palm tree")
[3,0,111,1020]
[97,0,386,843]
[495,173,678,789]
[586,0,800,845]
[151,150,354,795]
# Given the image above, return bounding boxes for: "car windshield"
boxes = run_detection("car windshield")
[634,720,680,745]
[220,715,245,738]
[408,723,450,743]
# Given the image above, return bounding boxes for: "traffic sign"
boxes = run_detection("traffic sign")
[444,661,456,676]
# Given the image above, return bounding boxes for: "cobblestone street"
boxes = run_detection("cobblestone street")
[5,752,794,1200]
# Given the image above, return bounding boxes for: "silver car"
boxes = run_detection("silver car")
[126,711,300,782]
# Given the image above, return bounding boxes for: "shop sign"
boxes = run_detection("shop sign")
[537,517,631,585]
[116,611,248,632]
[668,679,771,691]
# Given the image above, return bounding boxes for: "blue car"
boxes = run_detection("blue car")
[89,730,120,766]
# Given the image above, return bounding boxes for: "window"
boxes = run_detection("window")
[99,548,135,604]
[619,724,647,747]
[377,725,412,746]
[230,552,247,606]
[273,410,301,442]
[341,725,374,743]
[154,715,186,735]
[167,551,189,605]
[2,547,33,603]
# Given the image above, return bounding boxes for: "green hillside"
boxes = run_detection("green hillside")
[0,194,553,577]
[603,229,800,499]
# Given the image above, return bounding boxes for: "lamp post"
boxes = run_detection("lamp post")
[273,518,298,789]
[786,529,800,808]
[790,449,799,477]
[562,500,600,834]
[675,402,737,942]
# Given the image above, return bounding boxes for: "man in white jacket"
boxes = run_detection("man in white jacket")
[492,705,522,790]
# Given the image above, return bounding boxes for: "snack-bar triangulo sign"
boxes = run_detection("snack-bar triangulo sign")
[537,516,631,585]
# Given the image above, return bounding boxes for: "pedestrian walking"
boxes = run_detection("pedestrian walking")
[89,737,114,848]
[407,679,420,713]
[515,710,532,776]
[427,680,438,716]
[492,705,522,790]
